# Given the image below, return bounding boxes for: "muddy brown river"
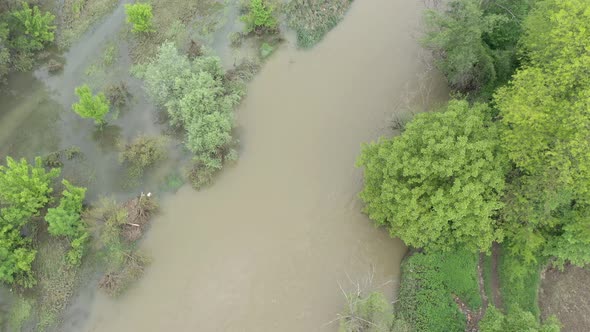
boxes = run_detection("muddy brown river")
[65,0,444,331]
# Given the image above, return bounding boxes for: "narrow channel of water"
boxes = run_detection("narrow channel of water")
[79,0,448,331]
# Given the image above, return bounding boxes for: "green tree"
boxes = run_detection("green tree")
[142,42,240,188]
[357,100,507,252]
[0,156,60,215]
[241,0,278,33]
[119,135,168,184]
[423,0,502,93]
[0,207,36,287]
[45,180,88,265]
[10,2,56,52]
[72,84,110,126]
[0,22,10,82]
[495,0,590,267]
[124,3,154,33]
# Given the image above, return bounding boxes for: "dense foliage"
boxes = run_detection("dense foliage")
[358,100,506,252]
[495,0,590,268]
[480,306,560,332]
[141,42,241,188]
[72,84,110,126]
[124,3,154,33]
[0,157,60,287]
[45,180,89,265]
[241,0,277,34]
[423,0,534,97]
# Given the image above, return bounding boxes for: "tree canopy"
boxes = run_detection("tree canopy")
[495,0,590,267]
[72,84,110,126]
[141,42,241,187]
[357,100,507,252]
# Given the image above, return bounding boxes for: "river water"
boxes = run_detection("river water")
[77,0,447,331]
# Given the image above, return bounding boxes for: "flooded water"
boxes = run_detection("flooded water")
[77,0,447,331]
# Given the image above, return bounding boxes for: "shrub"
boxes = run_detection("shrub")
[45,180,89,266]
[72,84,110,126]
[241,0,278,34]
[119,135,168,184]
[125,3,154,33]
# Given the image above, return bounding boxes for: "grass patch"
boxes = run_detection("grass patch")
[102,41,119,66]
[33,238,79,331]
[397,249,481,332]
[58,0,119,49]
[7,296,34,332]
[285,0,353,48]
[498,246,541,318]
[127,0,224,63]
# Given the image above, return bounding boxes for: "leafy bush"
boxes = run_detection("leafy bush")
[357,100,507,253]
[72,84,110,126]
[396,250,481,332]
[45,180,89,266]
[480,305,560,332]
[125,3,154,33]
[240,0,277,33]
[141,42,241,188]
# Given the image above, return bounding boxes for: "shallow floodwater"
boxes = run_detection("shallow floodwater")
[78,0,447,331]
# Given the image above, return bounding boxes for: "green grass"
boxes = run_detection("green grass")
[498,246,541,318]
[285,0,353,48]
[397,249,481,332]
[33,238,79,331]
[102,41,118,66]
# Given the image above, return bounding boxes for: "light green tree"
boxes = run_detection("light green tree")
[72,84,110,126]
[495,0,590,267]
[0,157,60,287]
[357,100,507,252]
[0,207,37,288]
[124,3,154,33]
[0,156,60,215]
[241,0,278,33]
[10,2,56,52]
